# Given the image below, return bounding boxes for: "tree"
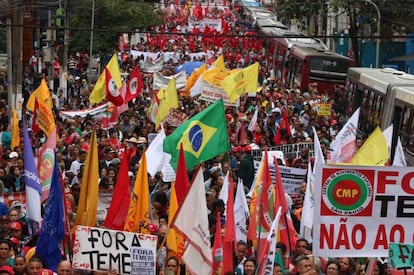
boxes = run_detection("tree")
[277,0,414,67]
[67,0,163,54]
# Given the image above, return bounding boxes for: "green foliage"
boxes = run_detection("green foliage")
[67,0,163,54]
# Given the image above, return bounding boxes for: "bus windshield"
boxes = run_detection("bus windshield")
[309,57,349,73]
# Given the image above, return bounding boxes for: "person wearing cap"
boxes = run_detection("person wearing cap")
[0,265,14,275]
[238,145,254,190]
[99,147,116,172]
[8,221,28,255]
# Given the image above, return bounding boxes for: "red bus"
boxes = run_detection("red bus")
[285,45,353,94]
[256,18,353,94]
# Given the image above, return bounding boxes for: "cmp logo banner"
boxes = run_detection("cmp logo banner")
[321,168,374,216]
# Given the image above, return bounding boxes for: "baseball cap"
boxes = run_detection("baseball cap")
[10,201,22,209]
[8,152,18,159]
[104,148,115,154]
[0,265,14,275]
[9,222,22,230]
[232,146,243,153]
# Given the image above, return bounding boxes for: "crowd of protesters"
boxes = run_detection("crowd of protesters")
[0,0,401,274]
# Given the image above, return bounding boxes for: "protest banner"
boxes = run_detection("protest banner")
[130,247,156,275]
[389,242,414,270]
[73,226,157,274]
[199,81,239,107]
[253,159,307,195]
[313,165,414,257]
[317,103,332,116]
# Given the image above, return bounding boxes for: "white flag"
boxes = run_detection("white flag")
[329,108,360,163]
[300,161,314,242]
[146,128,169,177]
[190,72,204,97]
[219,172,230,206]
[248,107,258,132]
[234,179,249,242]
[173,168,212,275]
[258,207,282,275]
[313,126,325,165]
[392,137,407,167]
[382,124,393,163]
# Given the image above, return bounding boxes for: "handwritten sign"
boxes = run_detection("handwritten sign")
[73,226,157,274]
[389,242,414,270]
[317,103,332,116]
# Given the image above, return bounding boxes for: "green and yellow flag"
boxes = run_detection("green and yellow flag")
[163,99,230,170]
[221,62,259,102]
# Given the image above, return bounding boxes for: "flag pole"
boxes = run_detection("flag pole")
[254,203,264,275]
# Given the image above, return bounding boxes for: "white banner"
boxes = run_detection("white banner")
[59,103,109,120]
[153,71,186,91]
[188,18,222,32]
[199,81,238,107]
[73,226,157,274]
[314,165,414,257]
[253,160,307,195]
[143,57,164,73]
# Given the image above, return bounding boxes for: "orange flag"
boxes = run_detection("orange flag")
[124,153,151,234]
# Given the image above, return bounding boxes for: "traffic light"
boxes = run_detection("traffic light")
[55,28,65,45]
[40,28,53,48]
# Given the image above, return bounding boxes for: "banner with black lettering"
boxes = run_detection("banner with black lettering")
[130,247,156,275]
[314,165,414,257]
[73,226,157,274]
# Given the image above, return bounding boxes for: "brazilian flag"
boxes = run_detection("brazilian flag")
[163,99,230,170]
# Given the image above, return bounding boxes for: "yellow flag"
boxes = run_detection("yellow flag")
[156,78,178,128]
[89,54,122,104]
[72,130,99,232]
[202,67,235,87]
[221,62,259,102]
[211,55,225,69]
[11,107,19,150]
[350,126,388,166]
[166,183,185,259]
[26,79,52,112]
[124,153,151,234]
[37,99,56,136]
[185,63,206,96]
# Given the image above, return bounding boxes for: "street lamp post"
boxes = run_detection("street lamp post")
[364,0,380,68]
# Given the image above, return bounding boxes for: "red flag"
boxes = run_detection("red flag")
[103,150,132,230]
[175,144,190,206]
[212,212,223,273]
[273,109,292,145]
[274,156,298,255]
[105,68,124,106]
[32,98,40,133]
[223,177,236,273]
[125,66,143,103]
[238,121,247,145]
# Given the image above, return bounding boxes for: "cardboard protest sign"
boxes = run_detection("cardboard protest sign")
[389,242,414,270]
[73,226,157,274]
